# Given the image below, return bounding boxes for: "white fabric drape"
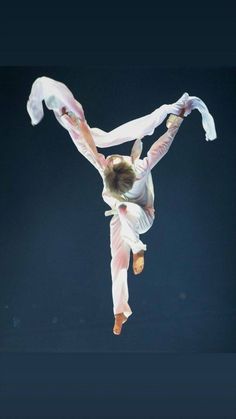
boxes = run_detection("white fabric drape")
[27,76,217,143]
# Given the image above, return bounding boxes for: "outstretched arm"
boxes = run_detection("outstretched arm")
[60,111,106,174]
[75,118,100,159]
[141,114,184,171]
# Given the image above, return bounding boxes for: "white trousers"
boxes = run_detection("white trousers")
[109,202,154,319]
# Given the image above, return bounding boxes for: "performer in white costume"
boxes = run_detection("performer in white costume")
[27,77,217,335]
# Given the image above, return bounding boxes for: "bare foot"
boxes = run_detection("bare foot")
[113,313,127,335]
[133,250,144,275]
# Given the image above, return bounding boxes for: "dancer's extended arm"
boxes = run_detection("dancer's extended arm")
[61,113,106,174]
[141,115,184,171]
[27,77,216,149]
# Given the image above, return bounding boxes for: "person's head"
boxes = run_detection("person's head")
[104,155,136,195]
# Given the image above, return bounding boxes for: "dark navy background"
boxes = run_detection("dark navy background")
[0,66,235,352]
[0,4,236,418]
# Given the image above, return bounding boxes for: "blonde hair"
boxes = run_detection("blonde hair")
[104,161,136,195]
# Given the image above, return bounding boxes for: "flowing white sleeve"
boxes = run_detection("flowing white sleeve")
[27,76,85,125]
[27,77,217,147]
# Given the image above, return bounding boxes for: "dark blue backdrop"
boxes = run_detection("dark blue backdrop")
[1,67,235,352]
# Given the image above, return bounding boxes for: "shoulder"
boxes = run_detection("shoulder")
[134,158,149,177]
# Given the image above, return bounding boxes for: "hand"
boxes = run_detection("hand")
[178,108,186,118]
[61,108,81,129]
[61,106,68,116]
